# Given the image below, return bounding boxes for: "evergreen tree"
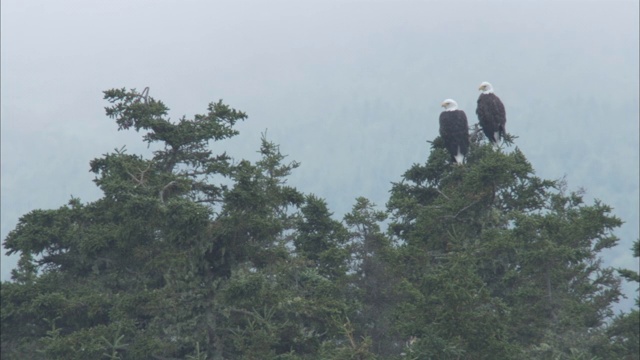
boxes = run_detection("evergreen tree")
[0,89,346,359]
[591,239,639,360]
[344,197,399,356]
[386,135,624,359]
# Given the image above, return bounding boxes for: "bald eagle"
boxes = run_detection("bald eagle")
[439,99,469,165]
[476,82,506,144]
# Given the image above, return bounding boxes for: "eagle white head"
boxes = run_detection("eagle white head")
[479,81,494,94]
[441,99,459,111]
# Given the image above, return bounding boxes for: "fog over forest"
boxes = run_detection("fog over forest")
[2,0,638,311]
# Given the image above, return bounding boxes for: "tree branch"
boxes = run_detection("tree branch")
[159,181,177,204]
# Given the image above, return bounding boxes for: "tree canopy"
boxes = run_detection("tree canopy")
[2,88,638,359]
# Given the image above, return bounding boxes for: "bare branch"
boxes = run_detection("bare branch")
[442,199,481,220]
[436,188,450,200]
[159,181,177,204]
[126,162,153,187]
[137,87,150,104]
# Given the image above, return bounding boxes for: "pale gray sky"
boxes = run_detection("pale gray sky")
[2,0,638,311]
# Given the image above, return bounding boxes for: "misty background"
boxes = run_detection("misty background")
[2,0,638,312]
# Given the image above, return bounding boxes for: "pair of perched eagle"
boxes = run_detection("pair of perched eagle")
[439,81,506,164]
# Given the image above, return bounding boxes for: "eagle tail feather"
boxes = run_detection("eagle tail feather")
[455,147,465,165]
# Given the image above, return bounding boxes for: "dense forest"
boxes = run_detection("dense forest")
[2,89,638,359]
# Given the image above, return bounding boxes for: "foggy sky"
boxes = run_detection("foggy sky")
[2,0,638,311]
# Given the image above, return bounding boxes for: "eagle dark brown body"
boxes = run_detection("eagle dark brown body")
[439,109,469,164]
[476,86,506,144]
